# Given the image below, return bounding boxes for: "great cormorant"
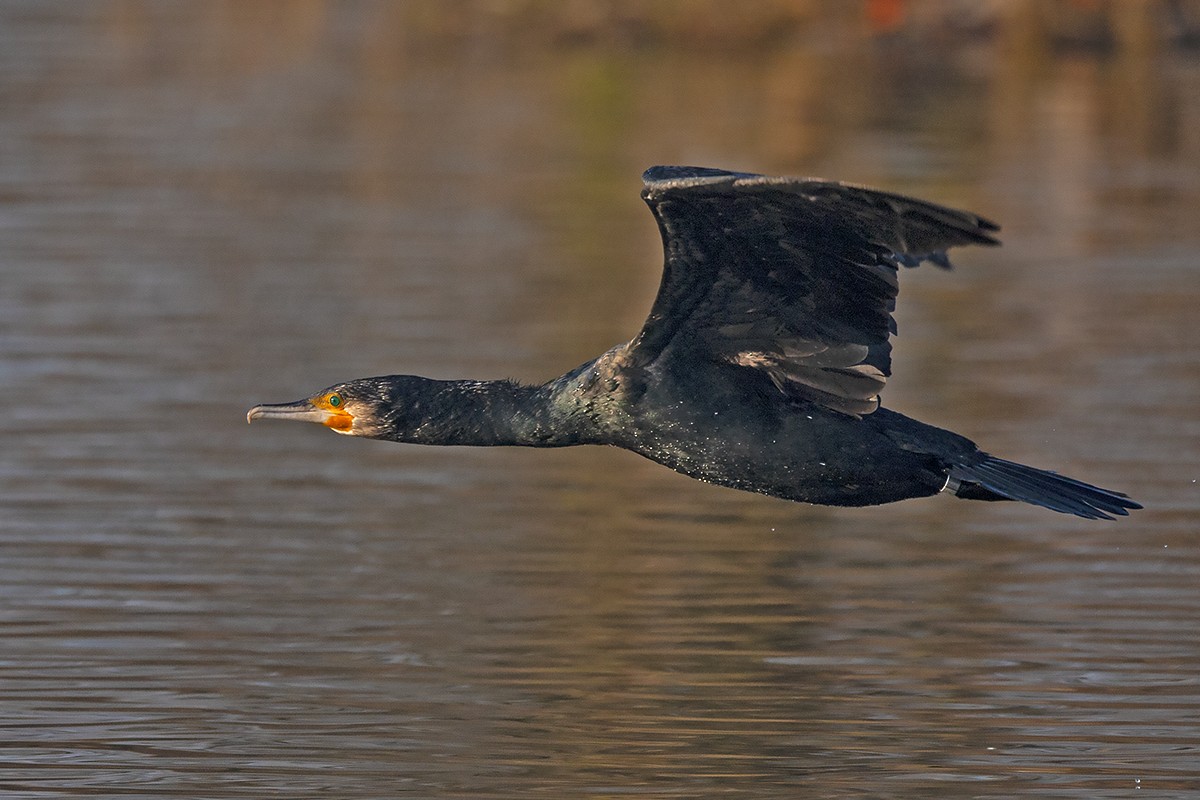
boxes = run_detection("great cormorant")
[248,166,1140,520]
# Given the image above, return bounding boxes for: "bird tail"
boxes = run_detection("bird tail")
[947,455,1141,520]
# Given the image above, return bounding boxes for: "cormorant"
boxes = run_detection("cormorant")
[248,166,1140,520]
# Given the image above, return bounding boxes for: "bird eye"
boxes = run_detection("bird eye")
[328,394,342,408]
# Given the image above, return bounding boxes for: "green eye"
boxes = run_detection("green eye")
[328,394,342,408]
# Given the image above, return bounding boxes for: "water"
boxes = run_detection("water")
[2,3,1198,797]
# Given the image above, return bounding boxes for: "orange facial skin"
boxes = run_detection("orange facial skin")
[313,393,355,432]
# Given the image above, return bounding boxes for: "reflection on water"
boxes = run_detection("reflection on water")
[2,3,1198,797]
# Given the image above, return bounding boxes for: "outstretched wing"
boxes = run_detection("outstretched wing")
[624,166,1000,416]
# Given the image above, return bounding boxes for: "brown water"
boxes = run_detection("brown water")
[2,3,1199,797]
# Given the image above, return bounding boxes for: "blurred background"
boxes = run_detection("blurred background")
[2,2,1199,797]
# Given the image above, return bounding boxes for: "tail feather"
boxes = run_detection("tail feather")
[949,455,1142,520]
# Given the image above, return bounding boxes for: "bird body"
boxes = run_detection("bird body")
[249,166,1141,520]
[555,353,957,508]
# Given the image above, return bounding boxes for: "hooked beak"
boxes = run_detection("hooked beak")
[246,400,355,432]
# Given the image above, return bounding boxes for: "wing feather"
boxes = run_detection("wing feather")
[625,166,1000,416]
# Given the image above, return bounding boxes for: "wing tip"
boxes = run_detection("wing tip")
[642,167,1002,242]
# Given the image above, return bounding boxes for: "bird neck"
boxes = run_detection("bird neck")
[389,379,574,447]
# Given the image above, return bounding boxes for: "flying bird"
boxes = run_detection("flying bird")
[248,166,1140,520]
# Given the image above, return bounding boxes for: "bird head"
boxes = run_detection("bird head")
[248,375,536,446]
[246,377,403,438]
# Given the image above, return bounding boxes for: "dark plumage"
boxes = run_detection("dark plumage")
[248,166,1141,520]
